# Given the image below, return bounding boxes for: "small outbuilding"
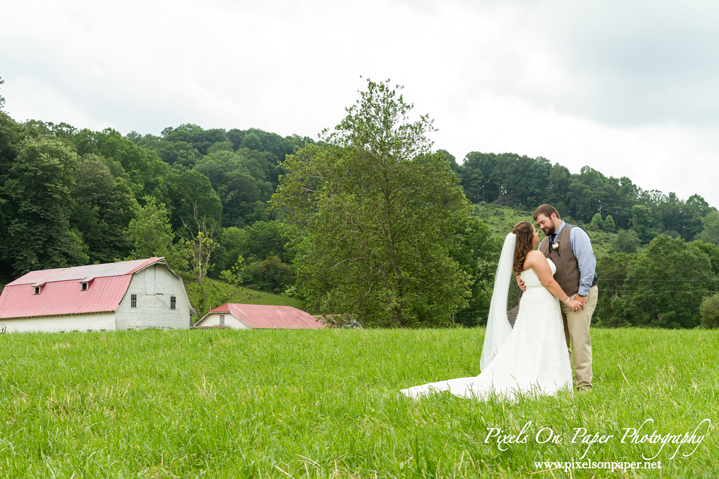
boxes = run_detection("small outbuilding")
[195,303,324,329]
[0,257,194,333]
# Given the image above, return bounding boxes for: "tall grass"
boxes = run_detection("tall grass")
[0,328,716,477]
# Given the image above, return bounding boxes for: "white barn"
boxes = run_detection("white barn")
[0,258,194,333]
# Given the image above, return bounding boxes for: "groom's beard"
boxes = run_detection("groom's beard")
[543,224,556,236]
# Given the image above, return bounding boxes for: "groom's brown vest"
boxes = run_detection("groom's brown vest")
[539,224,581,297]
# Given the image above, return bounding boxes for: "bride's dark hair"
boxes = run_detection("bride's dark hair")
[513,221,535,276]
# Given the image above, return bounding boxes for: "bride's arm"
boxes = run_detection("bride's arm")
[525,251,581,310]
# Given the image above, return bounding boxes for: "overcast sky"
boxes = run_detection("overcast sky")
[2,0,718,207]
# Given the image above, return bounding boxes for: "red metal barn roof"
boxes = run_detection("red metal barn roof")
[204,303,324,329]
[0,258,165,319]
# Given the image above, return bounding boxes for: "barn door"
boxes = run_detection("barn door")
[155,267,165,294]
[145,266,154,294]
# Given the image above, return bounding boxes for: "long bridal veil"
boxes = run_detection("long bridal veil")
[401,231,572,400]
[479,232,516,371]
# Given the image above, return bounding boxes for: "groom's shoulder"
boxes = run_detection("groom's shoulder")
[567,224,592,240]
[566,224,596,255]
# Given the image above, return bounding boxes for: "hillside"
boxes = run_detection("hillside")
[473,203,615,258]
[181,276,308,321]
[228,285,306,310]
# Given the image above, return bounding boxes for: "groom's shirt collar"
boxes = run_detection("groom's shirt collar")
[554,221,566,236]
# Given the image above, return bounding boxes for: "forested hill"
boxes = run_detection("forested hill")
[2,83,718,328]
[1,113,717,280]
[0,114,313,279]
[454,151,717,243]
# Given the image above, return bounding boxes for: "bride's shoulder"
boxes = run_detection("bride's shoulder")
[523,250,545,268]
[526,250,545,260]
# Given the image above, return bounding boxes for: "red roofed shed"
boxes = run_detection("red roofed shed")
[194,303,324,329]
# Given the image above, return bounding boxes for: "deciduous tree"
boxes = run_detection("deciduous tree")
[4,136,87,274]
[700,293,719,329]
[0,76,5,112]
[594,252,634,327]
[696,211,719,245]
[603,214,616,232]
[126,197,187,270]
[629,204,656,243]
[273,79,470,327]
[72,155,137,263]
[611,229,641,254]
[611,235,717,328]
[451,216,502,327]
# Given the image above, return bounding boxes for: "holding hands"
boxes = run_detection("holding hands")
[516,272,584,312]
[563,297,583,312]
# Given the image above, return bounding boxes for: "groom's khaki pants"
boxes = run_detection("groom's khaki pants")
[559,285,598,390]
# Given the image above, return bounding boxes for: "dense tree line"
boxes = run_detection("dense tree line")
[0,83,312,312]
[455,151,719,328]
[456,152,716,244]
[1,75,717,328]
[0,79,504,327]
[594,236,719,328]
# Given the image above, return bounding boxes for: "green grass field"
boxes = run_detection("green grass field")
[473,204,615,259]
[0,327,716,477]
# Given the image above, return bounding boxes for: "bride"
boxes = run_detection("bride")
[402,221,582,400]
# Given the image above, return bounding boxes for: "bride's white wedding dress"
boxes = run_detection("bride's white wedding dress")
[401,257,572,400]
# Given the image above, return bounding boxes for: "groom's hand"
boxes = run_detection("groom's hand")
[516,275,526,292]
[576,295,586,310]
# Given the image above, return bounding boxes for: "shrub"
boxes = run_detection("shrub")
[700,293,719,329]
[603,214,616,232]
[612,229,641,254]
[244,255,295,294]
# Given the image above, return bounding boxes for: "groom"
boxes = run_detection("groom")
[522,204,598,391]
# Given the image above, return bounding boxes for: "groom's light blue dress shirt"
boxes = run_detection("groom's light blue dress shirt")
[548,221,597,297]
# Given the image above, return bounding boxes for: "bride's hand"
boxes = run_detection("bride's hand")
[566,298,582,312]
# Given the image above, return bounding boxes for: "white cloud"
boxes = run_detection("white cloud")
[1,0,717,208]
[434,92,717,203]
[536,0,719,128]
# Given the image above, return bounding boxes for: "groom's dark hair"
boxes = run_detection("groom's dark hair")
[534,204,560,221]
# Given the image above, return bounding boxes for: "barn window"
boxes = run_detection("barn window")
[131,294,137,308]
[170,296,176,309]
[81,282,88,291]
[34,286,40,295]
[220,315,225,326]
